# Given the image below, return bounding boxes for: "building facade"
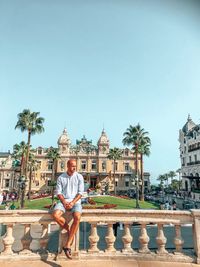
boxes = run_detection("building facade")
[179,115,200,200]
[0,129,150,195]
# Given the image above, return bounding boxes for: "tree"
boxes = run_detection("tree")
[107,147,123,195]
[46,147,60,204]
[15,109,45,177]
[138,140,151,201]
[84,144,96,186]
[13,141,28,177]
[27,152,40,200]
[168,171,177,185]
[123,124,150,208]
[15,109,44,208]
[71,144,81,167]
[157,174,166,199]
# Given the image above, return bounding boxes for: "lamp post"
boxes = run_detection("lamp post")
[131,174,140,209]
[18,175,27,208]
[135,174,140,209]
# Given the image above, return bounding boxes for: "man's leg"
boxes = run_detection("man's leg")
[64,211,81,248]
[52,209,69,231]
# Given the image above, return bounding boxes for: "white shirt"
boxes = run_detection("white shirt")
[55,171,84,204]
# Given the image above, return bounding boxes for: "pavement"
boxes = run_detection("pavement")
[1,259,200,267]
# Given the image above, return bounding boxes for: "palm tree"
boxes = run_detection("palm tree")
[46,147,60,204]
[71,144,81,168]
[107,147,123,195]
[15,109,45,180]
[157,174,166,196]
[27,152,40,200]
[168,171,176,185]
[13,141,28,177]
[123,124,150,208]
[138,140,151,201]
[85,144,96,186]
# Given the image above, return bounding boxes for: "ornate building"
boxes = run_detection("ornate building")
[0,129,150,195]
[179,115,200,200]
[0,151,17,192]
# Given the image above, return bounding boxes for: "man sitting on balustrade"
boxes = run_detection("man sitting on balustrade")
[52,159,84,259]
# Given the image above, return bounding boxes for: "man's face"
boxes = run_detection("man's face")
[67,160,76,174]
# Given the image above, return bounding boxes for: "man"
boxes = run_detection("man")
[52,159,84,259]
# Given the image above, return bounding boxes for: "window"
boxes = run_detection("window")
[115,162,118,171]
[182,157,185,165]
[115,181,118,187]
[125,150,129,156]
[60,161,65,170]
[195,155,197,162]
[38,148,42,155]
[102,161,106,171]
[5,179,9,188]
[91,160,96,170]
[125,181,129,187]
[81,160,86,171]
[189,156,192,163]
[124,163,129,171]
[48,161,53,170]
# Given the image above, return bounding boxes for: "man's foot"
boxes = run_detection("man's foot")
[63,247,72,259]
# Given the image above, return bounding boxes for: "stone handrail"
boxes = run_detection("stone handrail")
[0,209,199,264]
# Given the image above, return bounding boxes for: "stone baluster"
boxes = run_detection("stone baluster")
[156,223,168,254]
[39,223,49,253]
[105,223,116,252]
[122,223,133,253]
[88,222,99,252]
[192,210,200,264]
[2,224,14,255]
[20,224,32,253]
[174,224,184,254]
[139,223,150,253]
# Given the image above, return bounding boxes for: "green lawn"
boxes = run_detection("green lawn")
[91,196,158,209]
[0,196,158,210]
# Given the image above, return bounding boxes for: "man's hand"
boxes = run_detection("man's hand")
[63,201,75,210]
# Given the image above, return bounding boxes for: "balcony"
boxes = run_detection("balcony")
[0,209,200,266]
[187,161,200,166]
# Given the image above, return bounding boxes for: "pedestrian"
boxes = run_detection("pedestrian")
[52,159,84,259]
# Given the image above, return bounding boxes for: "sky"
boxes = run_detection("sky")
[1,0,200,183]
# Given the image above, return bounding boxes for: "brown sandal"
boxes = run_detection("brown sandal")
[63,247,72,259]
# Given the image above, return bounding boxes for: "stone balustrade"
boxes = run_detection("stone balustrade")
[0,209,199,264]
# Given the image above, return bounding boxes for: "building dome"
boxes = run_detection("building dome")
[57,128,71,145]
[182,115,196,134]
[98,129,109,146]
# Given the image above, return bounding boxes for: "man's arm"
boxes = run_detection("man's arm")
[67,174,84,209]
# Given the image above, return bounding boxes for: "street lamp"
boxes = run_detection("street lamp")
[18,175,27,208]
[135,174,140,209]
[131,174,140,209]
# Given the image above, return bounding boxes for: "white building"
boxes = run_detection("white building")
[179,115,200,200]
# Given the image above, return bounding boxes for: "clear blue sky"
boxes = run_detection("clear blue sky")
[1,0,200,183]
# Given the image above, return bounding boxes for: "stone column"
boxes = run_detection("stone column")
[174,224,184,254]
[122,223,133,253]
[2,224,14,255]
[39,223,49,253]
[156,223,168,254]
[139,223,150,253]
[192,210,200,264]
[20,224,32,254]
[105,223,116,252]
[88,222,99,252]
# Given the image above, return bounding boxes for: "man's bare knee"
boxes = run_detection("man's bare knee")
[73,212,81,223]
[52,210,63,221]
